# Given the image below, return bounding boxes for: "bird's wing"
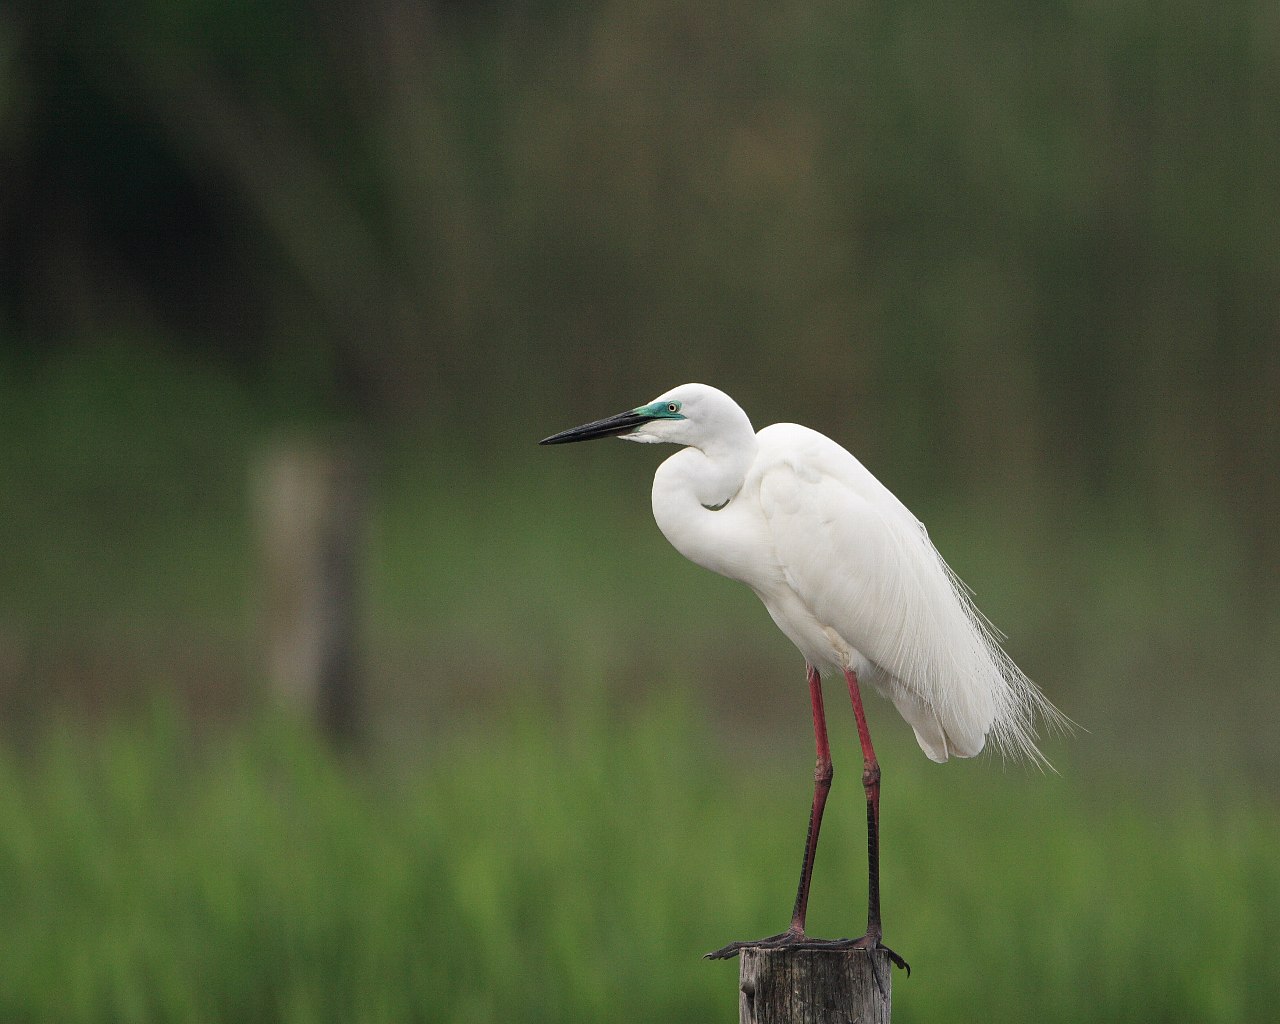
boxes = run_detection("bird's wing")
[755,425,1010,761]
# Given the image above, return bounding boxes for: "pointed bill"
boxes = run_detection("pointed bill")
[538,409,655,444]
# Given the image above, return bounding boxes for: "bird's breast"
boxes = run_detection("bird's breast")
[653,498,771,588]
[754,583,870,678]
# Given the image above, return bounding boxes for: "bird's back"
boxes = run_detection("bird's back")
[750,424,1062,765]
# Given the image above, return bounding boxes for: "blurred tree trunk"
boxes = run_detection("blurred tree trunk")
[255,439,369,746]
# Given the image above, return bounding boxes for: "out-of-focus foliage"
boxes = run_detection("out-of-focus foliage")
[2,5,1279,1019]
[3,1,1277,542]
[1,703,1277,1024]
[2,0,1280,768]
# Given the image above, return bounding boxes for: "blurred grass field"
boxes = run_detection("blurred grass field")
[2,350,1279,1021]
[1,697,1277,1024]
[4,0,1280,1018]
[5,345,1275,767]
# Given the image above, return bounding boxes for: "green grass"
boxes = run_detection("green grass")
[2,346,1278,1020]
[1,696,1276,1024]
[3,342,1277,787]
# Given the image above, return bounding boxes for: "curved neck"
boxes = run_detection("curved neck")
[663,430,758,510]
[649,430,761,583]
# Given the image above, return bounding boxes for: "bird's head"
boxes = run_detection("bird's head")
[539,383,751,448]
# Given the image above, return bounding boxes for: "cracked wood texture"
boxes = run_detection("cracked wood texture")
[738,948,892,1023]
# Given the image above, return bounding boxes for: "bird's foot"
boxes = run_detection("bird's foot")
[704,929,814,960]
[845,933,910,975]
[705,931,910,975]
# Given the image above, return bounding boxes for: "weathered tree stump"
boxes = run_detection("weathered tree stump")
[254,437,368,745]
[737,948,892,1024]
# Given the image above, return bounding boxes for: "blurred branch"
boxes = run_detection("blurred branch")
[1,0,1276,544]
[116,15,439,416]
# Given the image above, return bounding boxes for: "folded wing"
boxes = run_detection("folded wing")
[756,424,1058,764]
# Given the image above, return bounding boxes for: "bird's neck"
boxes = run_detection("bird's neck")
[649,431,760,583]
[667,433,757,510]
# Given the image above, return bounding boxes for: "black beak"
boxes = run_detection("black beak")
[539,409,653,445]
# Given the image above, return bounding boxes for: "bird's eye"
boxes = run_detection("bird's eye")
[667,402,680,413]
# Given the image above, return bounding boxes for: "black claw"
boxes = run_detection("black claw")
[704,933,793,960]
[703,943,738,960]
[703,946,738,961]
[883,946,910,976]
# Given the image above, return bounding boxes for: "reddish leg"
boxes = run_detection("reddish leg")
[843,667,908,973]
[788,662,834,934]
[706,665,909,975]
[706,663,833,959]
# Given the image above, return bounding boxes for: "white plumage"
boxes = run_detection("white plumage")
[629,384,1061,765]
[541,381,1067,964]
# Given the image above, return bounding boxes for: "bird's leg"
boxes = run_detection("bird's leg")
[789,662,833,935]
[845,666,883,943]
[842,667,909,974]
[706,664,836,960]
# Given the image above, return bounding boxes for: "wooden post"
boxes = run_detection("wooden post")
[737,948,892,1024]
[254,437,368,746]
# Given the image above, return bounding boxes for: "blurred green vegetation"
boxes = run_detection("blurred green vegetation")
[1,346,1274,781]
[1,702,1277,1023]
[4,0,1277,518]
[2,0,1279,1019]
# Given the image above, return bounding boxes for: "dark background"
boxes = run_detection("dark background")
[4,0,1276,770]
[1,2,1277,1019]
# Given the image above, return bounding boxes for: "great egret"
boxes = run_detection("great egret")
[540,383,1066,970]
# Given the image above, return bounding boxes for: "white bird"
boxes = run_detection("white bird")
[540,383,1066,970]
